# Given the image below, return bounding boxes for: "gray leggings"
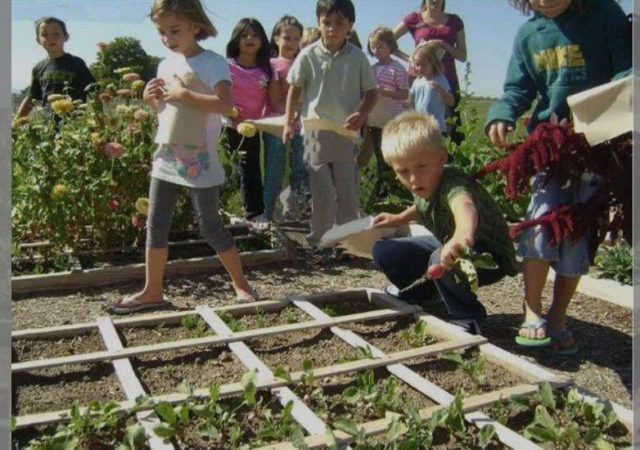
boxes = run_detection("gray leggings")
[147,177,234,252]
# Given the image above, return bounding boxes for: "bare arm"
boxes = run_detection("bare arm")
[14,95,33,120]
[432,29,467,63]
[373,205,419,228]
[440,193,477,270]
[437,85,455,107]
[169,80,234,115]
[283,85,302,142]
[344,88,378,131]
[392,22,412,62]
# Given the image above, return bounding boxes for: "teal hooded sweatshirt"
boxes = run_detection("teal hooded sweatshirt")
[486,0,631,134]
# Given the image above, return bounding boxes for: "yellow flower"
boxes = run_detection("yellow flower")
[51,184,68,199]
[115,104,131,115]
[114,66,135,74]
[131,80,146,91]
[50,99,74,115]
[122,73,141,82]
[135,197,149,216]
[47,94,66,103]
[237,122,257,138]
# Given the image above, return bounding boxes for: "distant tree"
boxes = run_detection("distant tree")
[90,37,160,82]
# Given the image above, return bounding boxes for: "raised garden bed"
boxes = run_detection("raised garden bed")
[11,289,633,449]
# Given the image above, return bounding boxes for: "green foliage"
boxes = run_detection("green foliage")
[180,315,211,338]
[441,350,487,385]
[594,241,633,285]
[90,37,160,82]
[218,311,247,332]
[399,320,430,348]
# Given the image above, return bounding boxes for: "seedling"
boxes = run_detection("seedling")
[442,350,487,385]
[399,320,430,348]
[180,315,211,338]
[218,311,247,332]
[281,308,298,324]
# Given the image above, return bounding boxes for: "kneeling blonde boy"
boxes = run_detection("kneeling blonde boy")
[372,112,517,334]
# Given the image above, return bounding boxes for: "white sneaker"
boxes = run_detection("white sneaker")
[247,213,270,231]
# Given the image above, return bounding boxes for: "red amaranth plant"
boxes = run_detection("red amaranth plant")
[475,123,632,253]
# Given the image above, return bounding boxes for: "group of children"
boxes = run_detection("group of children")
[14,0,631,355]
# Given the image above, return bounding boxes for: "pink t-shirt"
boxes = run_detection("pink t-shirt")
[227,58,272,126]
[372,60,409,116]
[403,12,464,92]
[267,57,301,132]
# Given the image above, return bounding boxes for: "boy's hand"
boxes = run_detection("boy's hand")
[488,120,514,148]
[439,238,473,271]
[344,111,366,131]
[373,213,403,228]
[162,75,188,103]
[282,122,293,143]
[143,78,166,102]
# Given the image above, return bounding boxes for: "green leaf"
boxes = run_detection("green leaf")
[290,426,308,450]
[538,382,556,410]
[386,418,408,441]
[10,416,16,432]
[533,405,557,433]
[154,402,177,426]
[125,424,146,448]
[441,351,463,365]
[324,427,339,450]
[177,380,194,397]
[274,365,293,382]
[333,417,360,436]
[593,436,616,450]
[243,381,257,405]
[524,425,557,442]
[456,258,478,292]
[152,424,175,440]
[341,386,360,403]
[468,252,498,270]
[282,400,294,423]
[198,422,219,438]
[584,427,602,443]
[478,424,496,448]
[302,359,313,372]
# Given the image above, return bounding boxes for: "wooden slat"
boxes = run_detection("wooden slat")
[292,296,544,450]
[12,248,290,295]
[258,381,572,450]
[96,318,174,450]
[13,307,419,372]
[15,340,472,429]
[369,289,558,382]
[196,306,328,435]
[12,289,373,340]
[12,300,288,339]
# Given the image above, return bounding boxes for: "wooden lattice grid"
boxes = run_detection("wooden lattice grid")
[11,289,633,449]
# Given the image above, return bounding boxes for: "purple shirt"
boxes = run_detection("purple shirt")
[403,11,464,92]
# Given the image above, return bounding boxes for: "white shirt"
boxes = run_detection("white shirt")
[152,50,229,188]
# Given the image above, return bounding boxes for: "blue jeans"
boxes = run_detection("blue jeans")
[372,235,506,323]
[263,132,308,220]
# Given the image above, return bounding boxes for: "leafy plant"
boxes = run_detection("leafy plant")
[180,315,211,338]
[340,370,406,418]
[218,311,247,332]
[399,320,430,348]
[442,350,487,385]
[594,241,632,285]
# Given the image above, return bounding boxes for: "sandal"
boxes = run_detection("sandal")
[548,329,578,357]
[515,318,552,347]
[106,295,171,315]
[236,289,259,303]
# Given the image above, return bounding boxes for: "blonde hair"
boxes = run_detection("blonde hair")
[367,26,398,56]
[300,27,321,48]
[150,0,217,40]
[412,42,444,75]
[381,112,444,164]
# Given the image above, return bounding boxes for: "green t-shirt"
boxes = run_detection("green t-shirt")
[414,166,518,276]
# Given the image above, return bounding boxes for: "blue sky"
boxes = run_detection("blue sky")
[12,0,632,97]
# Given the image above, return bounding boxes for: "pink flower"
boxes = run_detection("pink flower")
[103,142,125,158]
[187,163,201,179]
[133,108,149,121]
[131,214,146,229]
[108,199,119,211]
[97,42,109,50]
[122,73,141,82]
[99,92,113,102]
[117,89,132,98]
